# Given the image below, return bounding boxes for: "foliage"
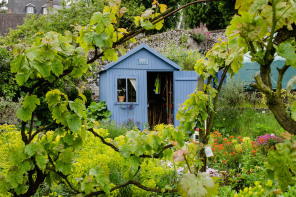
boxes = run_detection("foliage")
[0,47,22,100]
[233,180,280,197]
[192,23,212,44]
[209,131,265,172]
[86,101,112,122]
[265,132,296,191]
[213,108,284,138]
[182,0,237,30]
[218,76,246,108]
[226,0,296,133]
[165,44,205,71]
[0,97,22,125]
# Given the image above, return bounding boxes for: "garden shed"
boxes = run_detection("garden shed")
[99,44,198,129]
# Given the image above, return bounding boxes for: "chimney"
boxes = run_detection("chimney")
[46,0,54,8]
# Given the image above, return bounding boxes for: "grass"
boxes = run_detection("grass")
[213,107,285,139]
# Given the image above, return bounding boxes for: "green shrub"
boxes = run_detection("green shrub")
[219,76,246,108]
[165,45,204,71]
[86,101,112,122]
[0,97,22,125]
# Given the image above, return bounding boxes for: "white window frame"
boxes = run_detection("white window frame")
[115,76,138,104]
[26,6,34,14]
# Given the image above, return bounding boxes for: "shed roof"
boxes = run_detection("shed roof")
[103,43,181,71]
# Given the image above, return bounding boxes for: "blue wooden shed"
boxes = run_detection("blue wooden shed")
[99,44,198,129]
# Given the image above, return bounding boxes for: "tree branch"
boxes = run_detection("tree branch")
[88,128,119,152]
[47,155,80,193]
[29,122,56,142]
[85,180,177,197]
[89,128,173,158]
[206,64,230,140]
[21,121,28,145]
[29,112,34,140]
[250,74,273,94]
[276,65,290,95]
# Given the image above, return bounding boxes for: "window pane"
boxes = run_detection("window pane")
[128,79,136,102]
[27,7,34,14]
[117,79,126,102]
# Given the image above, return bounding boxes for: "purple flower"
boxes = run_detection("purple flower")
[256,134,283,149]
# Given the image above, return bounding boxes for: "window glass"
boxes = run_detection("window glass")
[43,7,47,15]
[117,78,137,102]
[117,79,126,102]
[128,79,136,102]
[27,7,34,14]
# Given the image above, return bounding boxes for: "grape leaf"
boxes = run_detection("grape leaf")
[103,48,118,61]
[90,12,103,25]
[66,114,81,133]
[51,58,63,77]
[36,155,48,170]
[16,107,32,121]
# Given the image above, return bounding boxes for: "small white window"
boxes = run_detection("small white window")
[43,7,47,15]
[26,6,34,14]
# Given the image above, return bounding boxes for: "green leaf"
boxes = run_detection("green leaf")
[18,160,33,174]
[93,33,109,48]
[119,144,132,158]
[103,49,118,61]
[6,171,23,188]
[51,58,63,77]
[66,114,81,133]
[15,71,31,86]
[36,155,48,170]
[155,21,164,30]
[17,107,32,121]
[45,89,62,106]
[69,101,85,118]
[90,12,103,25]
[129,155,141,169]
[25,143,42,157]
[249,0,269,14]
[23,94,40,111]
[63,133,74,145]
[56,161,72,175]
[10,54,24,73]
[178,174,198,197]
[31,60,51,77]
[96,24,105,34]
[277,42,296,66]
[102,13,112,27]
[141,20,154,30]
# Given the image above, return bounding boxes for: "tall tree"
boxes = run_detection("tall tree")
[182,0,237,30]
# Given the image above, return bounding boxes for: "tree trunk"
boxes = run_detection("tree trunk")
[266,93,296,135]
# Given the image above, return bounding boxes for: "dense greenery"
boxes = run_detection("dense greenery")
[181,0,237,30]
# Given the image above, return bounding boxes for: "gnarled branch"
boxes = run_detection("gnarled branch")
[89,128,173,158]
[85,180,177,197]
[276,64,290,95]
